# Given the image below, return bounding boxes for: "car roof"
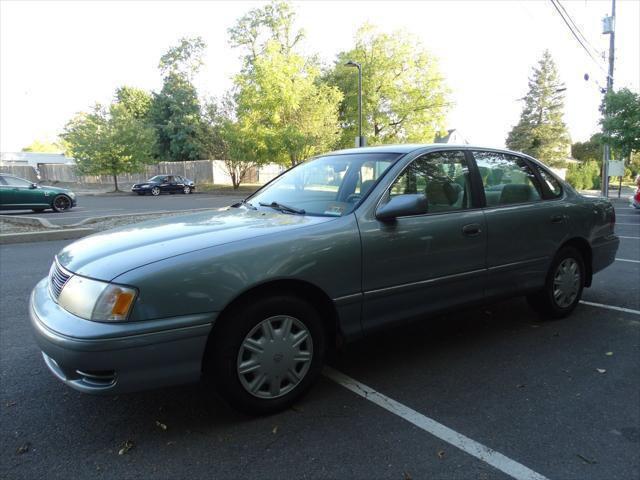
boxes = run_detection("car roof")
[328,144,537,159]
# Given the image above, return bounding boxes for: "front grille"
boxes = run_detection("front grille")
[49,259,72,301]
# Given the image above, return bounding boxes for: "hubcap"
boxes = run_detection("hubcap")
[54,196,70,211]
[152,187,160,195]
[553,258,581,308]
[184,186,190,194]
[237,315,313,399]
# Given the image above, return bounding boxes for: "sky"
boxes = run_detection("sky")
[1,0,639,153]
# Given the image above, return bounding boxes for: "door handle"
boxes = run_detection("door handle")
[462,223,482,236]
[550,214,564,224]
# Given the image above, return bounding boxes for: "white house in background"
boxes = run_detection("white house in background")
[434,129,468,144]
[0,152,75,167]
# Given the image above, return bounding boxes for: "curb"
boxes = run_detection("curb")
[0,215,61,229]
[0,228,95,245]
[65,207,221,227]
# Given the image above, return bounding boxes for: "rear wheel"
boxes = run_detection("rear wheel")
[206,295,326,415]
[52,195,72,212]
[527,246,585,319]
[183,186,191,194]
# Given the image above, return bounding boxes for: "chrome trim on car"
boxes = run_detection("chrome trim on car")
[364,268,487,299]
[48,258,72,302]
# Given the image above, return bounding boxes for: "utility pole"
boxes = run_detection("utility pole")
[345,61,365,147]
[601,0,616,197]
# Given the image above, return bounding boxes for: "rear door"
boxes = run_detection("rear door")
[358,149,487,332]
[472,150,569,298]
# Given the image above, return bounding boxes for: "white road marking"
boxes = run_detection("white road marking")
[324,367,550,480]
[616,222,640,226]
[619,236,640,240]
[579,300,640,316]
[616,214,639,217]
[616,258,640,264]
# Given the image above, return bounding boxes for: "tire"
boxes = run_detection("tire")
[51,195,72,213]
[151,186,161,196]
[32,208,45,213]
[206,294,326,415]
[527,246,585,319]
[183,186,191,194]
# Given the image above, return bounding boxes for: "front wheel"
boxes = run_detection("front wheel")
[52,195,72,212]
[206,295,326,415]
[527,246,585,319]
[151,186,161,196]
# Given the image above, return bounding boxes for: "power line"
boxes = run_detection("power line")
[549,0,609,78]
[555,0,602,59]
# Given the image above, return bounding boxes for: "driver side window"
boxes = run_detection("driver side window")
[390,151,471,213]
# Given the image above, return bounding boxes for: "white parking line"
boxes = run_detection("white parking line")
[324,367,549,480]
[619,236,640,240]
[579,300,640,316]
[616,214,639,217]
[616,258,640,264]
[617,223,640,226]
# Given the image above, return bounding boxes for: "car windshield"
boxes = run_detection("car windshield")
[248,153,400,216]
[148,176,165,182]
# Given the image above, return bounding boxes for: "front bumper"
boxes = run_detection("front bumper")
[131,185,150,193]
[29,278,215,394]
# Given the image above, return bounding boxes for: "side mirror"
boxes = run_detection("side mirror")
[376,194,428,221]
[30,183,38,189]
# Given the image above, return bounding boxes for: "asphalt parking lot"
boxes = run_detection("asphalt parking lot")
[0,193,244,226]
[0,201,638,480]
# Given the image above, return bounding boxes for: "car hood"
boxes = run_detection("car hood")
[56,207,336,281]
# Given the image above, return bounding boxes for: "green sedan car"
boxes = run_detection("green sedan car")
[0,173,77,212]
[29,145,619,414]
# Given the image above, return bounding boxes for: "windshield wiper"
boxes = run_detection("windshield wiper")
[232,199,257,210]
[259,201,305,215]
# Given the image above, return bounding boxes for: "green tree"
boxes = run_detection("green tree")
[326,24,449,147]
[151,37,207,161]
[571,133,603,163]
[63,92,156,191]
[21,139,65,153]
[506,50,571,167]
[230,2,342,167]
[600,88,640,165]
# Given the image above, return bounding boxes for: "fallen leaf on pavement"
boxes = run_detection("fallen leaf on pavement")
[605,352,613,356]
[155,421,167,431]
[403,472,413,480]
[16,442,31,455]
[437,450,446,459]
[272,426,278,435]
[118,440,135,455]
[596,368,606,374]
[516,384,526,389]
[166,441,175,446]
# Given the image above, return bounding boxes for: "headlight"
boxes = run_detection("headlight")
[57,276,137,322]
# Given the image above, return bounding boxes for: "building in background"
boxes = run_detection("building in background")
[434,129,468,144]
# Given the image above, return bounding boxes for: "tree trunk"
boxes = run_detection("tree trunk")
[113,174,119,192]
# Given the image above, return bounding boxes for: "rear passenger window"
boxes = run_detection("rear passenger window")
[473,151,542,206]
[390,150,471,213]
[534,165,563,198]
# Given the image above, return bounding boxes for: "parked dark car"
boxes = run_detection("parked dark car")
[30,145,619,415]
[0,173,77,212]
[131,175,195,196]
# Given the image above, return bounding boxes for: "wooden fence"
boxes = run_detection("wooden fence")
[0,160,282,185]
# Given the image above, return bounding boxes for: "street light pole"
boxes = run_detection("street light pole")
[601,0,616,198]
[345,61,364,147]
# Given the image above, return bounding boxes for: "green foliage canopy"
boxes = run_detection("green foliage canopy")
[62,89,156,191]
[506,50,571,167]
[600,88,640,161]
[326,24,449,147]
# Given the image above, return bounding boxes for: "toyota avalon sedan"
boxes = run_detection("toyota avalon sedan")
[30,145,619,414]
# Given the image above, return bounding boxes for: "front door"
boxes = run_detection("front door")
[358,150,487,332]
[0,175,44,208]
